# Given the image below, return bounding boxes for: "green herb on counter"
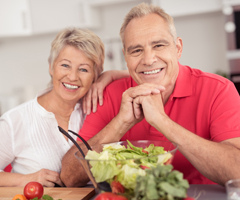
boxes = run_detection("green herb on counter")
[42,195,53,200]
[133,164,189,200]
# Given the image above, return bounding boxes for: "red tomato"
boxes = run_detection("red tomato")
[142,149,148,154]
[140,165,150,170]
[23,182,44,199]
[94,192,128,200]
[111,180,125,194]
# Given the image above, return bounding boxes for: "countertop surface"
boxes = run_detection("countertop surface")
[187,184,226,200]
[0,184,226,200]
[0,187,95,200]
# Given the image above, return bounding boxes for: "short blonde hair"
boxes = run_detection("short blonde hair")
[48,27,105,82]
[120,3,177,49]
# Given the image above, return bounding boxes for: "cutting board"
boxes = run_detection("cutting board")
[0,187,95,200]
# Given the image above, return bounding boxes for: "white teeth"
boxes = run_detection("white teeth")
[143,69,161,75]
[63,83,79,89]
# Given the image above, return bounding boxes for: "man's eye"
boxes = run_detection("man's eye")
[154,44,163,48]
[131,49,142,56]
[132,49,141,54]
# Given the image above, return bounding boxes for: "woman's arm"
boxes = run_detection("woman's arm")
[0,169,64,187]
[83,70,129,114]
[0,118,64,187]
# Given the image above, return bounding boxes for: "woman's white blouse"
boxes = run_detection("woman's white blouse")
[0,87,85,174]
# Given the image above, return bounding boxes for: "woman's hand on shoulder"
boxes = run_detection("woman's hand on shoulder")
[82,76,106,115]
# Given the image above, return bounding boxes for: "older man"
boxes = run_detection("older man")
[61,3,240,187]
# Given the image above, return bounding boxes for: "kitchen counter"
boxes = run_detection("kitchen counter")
[0,187,95,200]
[0,184,226,200]
[187,184,226,200]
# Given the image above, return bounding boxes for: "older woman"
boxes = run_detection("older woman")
[0,27,128,187]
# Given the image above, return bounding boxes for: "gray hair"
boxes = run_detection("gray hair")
[48,27,105,82]
[120,3,177,49]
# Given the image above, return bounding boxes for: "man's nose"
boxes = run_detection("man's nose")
[142,49,157,66]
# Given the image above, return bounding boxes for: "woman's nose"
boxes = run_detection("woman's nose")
[67,69,78,81]
[142,49,157,66]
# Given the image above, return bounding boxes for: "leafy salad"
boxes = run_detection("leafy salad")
[85,140,173,195]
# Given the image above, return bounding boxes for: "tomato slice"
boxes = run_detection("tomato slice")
[111,180,125,194]
[140,165,150,170]
[142,149,148,154]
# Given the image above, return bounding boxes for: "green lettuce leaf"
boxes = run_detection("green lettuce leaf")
[90,159,120,182]
[116,164,146,190]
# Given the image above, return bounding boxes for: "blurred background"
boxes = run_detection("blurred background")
[0,0,240,115]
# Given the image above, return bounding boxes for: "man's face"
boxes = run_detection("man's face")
[123,13,183,89]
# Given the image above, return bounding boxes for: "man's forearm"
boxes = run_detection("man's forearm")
[181,134,240,185]
[61,141,90,187]
[153,115,240,185]
[88,114,137,145]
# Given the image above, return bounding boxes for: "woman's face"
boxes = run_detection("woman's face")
[49,45,95,104]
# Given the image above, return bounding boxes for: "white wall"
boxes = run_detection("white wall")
[175,11,228,74]
[0,1,229,114]
[0,33,55,114]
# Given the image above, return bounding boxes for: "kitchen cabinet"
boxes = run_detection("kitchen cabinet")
[151,0,222,17]
[0,0,31,37]
[88,0,140,6]
[0,0,101,37]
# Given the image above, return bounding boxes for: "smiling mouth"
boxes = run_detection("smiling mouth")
[63,83,80,89]
[142,68,162,75]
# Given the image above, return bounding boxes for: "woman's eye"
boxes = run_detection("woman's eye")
[79,68,88,72]
[61,64,69,68]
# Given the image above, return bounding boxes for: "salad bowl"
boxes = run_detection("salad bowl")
[75,140,178,196]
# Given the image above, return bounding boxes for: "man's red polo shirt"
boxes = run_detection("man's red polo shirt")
[79,63,240,184]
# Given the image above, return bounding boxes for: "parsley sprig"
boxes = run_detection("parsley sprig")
[133,165,189,200]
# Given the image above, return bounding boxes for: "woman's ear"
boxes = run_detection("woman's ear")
[49,64,53,76]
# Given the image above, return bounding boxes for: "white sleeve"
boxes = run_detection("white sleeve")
[0,117,14,172]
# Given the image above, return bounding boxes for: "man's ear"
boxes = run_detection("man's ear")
[176,37,183,60]
[122,48,127,62]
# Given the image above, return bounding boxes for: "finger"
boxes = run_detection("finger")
[155,85,165,92]
[92,87,98,113]
[82,96,87,114]
[86,89,92,115]
[53,178,65,187]
[45,172,64,187]
[126,86,160,98]
[42,179,55,187]
[133,97,143,119]
[97,88,104,106]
